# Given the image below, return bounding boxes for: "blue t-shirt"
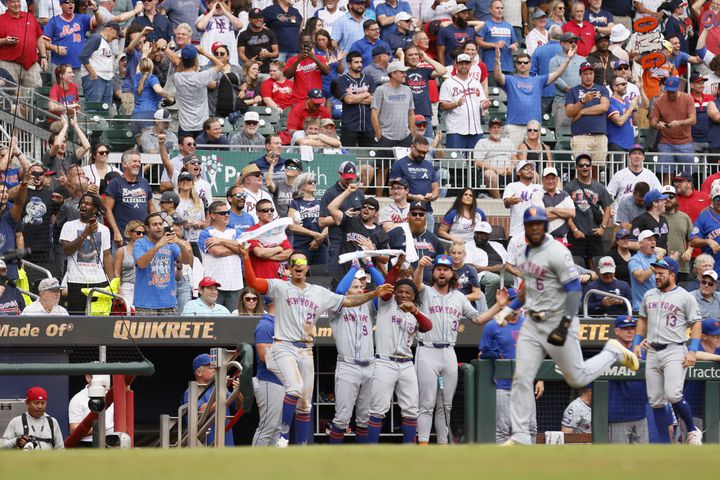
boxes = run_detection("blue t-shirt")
[228,210,255,234]
[0,210,18,280]
[375,0,412,39]
[628,252,655,311]
[436,25,476,65]
[505,74,549,125]
[565,83,610,135]
[466,0,492,20]
[133,238,181,309]
[331,72,376,132]
[478,19,516,72]
[453,264,480,297]
[690,209,720,277]
[105,175,153,238]
[607,96,634,149]
[389,156,439,212]
[255,314,282,385]
[584,8,613,28]
[289,198,321,251]
[43,13,94,68]
[668,51,690,71]
[530,42,562,98]
[479,316,524,389]
[262,4,302,53]
[123,49,143,93]
[405,67,434,117]
[133,73,162,112]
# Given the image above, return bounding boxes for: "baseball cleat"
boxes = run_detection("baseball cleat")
[276,437,289,448]
[686,427,703,446]
[499,439,519,447]
[606,339,640,371]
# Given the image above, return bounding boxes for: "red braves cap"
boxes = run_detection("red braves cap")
[198,277,221,288]
[26,386,48,401]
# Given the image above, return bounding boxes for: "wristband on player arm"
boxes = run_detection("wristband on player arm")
[688,338,702,352]
[631,334,643,347]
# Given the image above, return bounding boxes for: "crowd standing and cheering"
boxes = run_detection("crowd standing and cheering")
[1,0,720,447]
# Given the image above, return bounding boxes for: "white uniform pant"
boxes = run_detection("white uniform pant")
[251,377,284,446]
[646,344,687,408]
[510,316,617,445]
[608,419,649,444]
[266,341,314,414]
[332,359,374,429]
[414,345,458,443]
[496,388,537,444]
[369,359,419,420]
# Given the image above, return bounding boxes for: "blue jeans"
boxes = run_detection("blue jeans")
[446,133,482,155]
[82,76,113,104]
[657,142,695,173]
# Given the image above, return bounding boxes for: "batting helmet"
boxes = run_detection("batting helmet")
[523,206,548,225]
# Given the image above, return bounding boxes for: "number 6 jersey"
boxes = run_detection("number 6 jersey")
[639,286,701,345]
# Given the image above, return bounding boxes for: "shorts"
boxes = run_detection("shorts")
[569,234,604,259]
[0,60,42,89]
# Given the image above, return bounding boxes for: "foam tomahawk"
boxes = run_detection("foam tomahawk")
[338,249,405,264]
[237,217,293,245]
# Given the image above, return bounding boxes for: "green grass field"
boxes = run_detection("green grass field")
[1,445,718,479]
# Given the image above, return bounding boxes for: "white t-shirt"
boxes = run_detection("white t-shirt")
[34,0,59,19]
[22,301,69,315]
[68,386,115,442]
[420,0,456,21]
[82,164,121,187]
[199,226,244,291]
[176,197,206,242]
[60,219,111,284]
[196,14,241,66]
[503,181,543,238]
[606,167,661,200]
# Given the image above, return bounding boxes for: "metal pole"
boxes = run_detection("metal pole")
[97,347,107,449]
[159,415,170,448]
[582,289,633,318]
[214,348,228,448]
[187,381,199,448]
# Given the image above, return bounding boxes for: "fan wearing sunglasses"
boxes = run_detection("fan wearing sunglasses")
[245,199,293,280]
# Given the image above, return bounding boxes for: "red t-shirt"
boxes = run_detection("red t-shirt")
[285,103,331,132]
[678,189,711,223]
[0,12,43,69]
[246,223,293,279]
[284,55,327,104]
[562,21,595,57]
[260,77,295,110]
[701,172,720,195]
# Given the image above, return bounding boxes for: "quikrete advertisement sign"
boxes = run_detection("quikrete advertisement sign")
[0,316,620,347]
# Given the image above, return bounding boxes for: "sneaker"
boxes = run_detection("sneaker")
[686,427,703,446]
[606,339,640,371]
[276,437,289,448]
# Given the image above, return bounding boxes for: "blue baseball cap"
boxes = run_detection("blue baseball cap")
[615,228,631,239]
[643,189,668,207]
[181,45,198,61]
[192,353,213,372]
[434,254,452,267]
[664,76,680,92]
[615,315,637,328]
[702,319,720,335]
[651,257,679,275]
[371,45,390,57]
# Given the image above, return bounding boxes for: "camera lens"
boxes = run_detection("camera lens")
[88,397,105,413]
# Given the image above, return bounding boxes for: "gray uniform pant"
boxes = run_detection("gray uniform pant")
[496,388,537,444]
[332,359,374,430]
[510,316,617,445]
[266,342,314,414]
[251,377,284,446]
[369,359,419,419]
[646,344,687,407]
[608,419,649,444]
[415,345,457,444]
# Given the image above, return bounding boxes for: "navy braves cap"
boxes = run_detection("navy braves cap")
[615,315,637,328]
[434,254,452,267]
[308,88,325,104]
[615,227,631,239]
[389,177,409,188]
[673,171,693,182]
[371,45,391,57]
[651,257,679,275]
[192,353,212,371]
[702,319,720,335]
[629,144,644,154]
[409,200,427,211]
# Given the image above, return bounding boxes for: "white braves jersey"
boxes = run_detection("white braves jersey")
[375,296,419,357]
[328,303,376,360]
[562,397,592,433]
[504,181,543,238]
[417,287,481,344]
[639,286,701,345]
[606,167,661,200]
[518,234,579,314]
[267,279,345,343]
[378,203,409,229]
[438,75,486,135]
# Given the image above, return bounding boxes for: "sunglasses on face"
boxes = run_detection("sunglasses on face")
[258,208,275,213]
[527,128,539,133]
[410,212,426,217]
[286,165,300,171]
[362,205,376,210]
[244,296,259,301]
[97,150,109,155]
[290,258,308,266]
[578,163,592,168]
[702,280,717,286]
[245,121,259,125]
[133,230,147,235]
[616,66,629,70]
[516,60,530,65]
[666,194,676,199]
[188,161,201,166]
[212,210,230,215]
[233,192,247,198]
[216,51,228,57]
[184,142,196,147]
[306,180,316,184]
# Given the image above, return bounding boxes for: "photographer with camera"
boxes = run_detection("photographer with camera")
[1,387,64,450]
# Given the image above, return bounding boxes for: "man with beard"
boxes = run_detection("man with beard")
[327,184,387,276]
[495,206,639,445]
[237,8,278,73]
[229,112,266,149]
[60,193,113,314]
[586,32,617,86]
[465,221,512,307]
[413,254,489,444]
[241,247,392,447]
[662,184,693,281]
[387,201,444,284]
[333,0,367,53]
[225,185,255,234]
[436,5,475,66]
[634,257,703,445]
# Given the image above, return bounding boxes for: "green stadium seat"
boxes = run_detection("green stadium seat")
[102,128,137,151]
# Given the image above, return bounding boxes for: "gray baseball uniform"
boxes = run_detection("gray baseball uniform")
[639,286,701,407]
[561,397,592,433]
[328,303,376,431]
[415,286,481,444]
[369,297,421,421]
[509,234,623,445]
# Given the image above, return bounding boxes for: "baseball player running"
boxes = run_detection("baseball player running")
[252,297,284,446]
[367,261,433,444]
[496,207,639,445]
[327,259,387,444]
[413,254,493,444]
[241,248,392,447]
[632,257,703,445]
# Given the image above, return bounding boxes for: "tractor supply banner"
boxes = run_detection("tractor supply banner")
[0,316,618,347]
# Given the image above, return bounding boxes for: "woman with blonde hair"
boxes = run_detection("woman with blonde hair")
[287,172,328,264]
[113,220,145,305]
[516,119,553,170]
[132,56,173,136]
[176,172,206,256]
[235,287,266,315]
[448,241,485,309]
[545,0,567,31]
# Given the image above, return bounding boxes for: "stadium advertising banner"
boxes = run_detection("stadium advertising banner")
[0,316,618,347]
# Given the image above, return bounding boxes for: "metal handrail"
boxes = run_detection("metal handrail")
[582,288,632,319]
